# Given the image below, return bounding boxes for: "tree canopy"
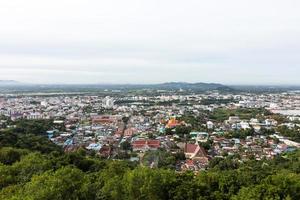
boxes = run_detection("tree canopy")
[0,119,300,200]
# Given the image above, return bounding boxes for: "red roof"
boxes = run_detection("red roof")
[92,115,116,124]
[132,140,160,149]
[185,143,198,154]
[147,140,160,147]
[185,143,207,157]
[133,140,147,145]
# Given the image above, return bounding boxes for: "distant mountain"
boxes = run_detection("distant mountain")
[0,80,21,85]
[0,81,234,93]
[155,82,233,91]
[81,82,234,92]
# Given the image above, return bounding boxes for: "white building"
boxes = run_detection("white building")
[240,121,251,129]
[102,96,114,109]
[206,121,214,129]
[26,112,43,120]
[265,119,278,126]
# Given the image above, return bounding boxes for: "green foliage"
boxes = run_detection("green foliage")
[13,119,54,135]
[0,152,52,189]
[0,147,299,200]
[226,128,255,139]
[201,98,236,105]
[269,114,288,124]
[210,108,266,122]
[209,157,240,171]
[120,140,132,151]
[233,172,300,200]
[178,113,209,130]
[277,126,300,142]
[122,116,130,124]
[143,150,177,169]
[122,167,176,200]
[199,139,213,151]
[5,167,93,200]
[0,147,29,165]
[48,150,107,172]
[165,127,174,135]
[1,120,300,200]
[0,119,63,154]
[0,130,62,154]
[175,125,192,137]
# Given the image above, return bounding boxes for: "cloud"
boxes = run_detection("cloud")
[0,0,299,84]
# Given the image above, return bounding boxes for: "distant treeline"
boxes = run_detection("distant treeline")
[200,98,237,105]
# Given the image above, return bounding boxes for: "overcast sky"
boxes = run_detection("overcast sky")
[0,0,299,85]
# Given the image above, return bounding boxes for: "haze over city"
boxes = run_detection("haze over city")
[0,0,299,84]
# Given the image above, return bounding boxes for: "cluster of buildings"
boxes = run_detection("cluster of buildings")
[0,90,300,172]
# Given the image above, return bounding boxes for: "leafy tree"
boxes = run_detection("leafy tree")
[165,128,174,135]
[0,147,29,165]
[233,172,300,200]
[0,130,62,154]
[227,128,255,139]
[120,140,132,151]
[13,119,54,135]
[122,167,176,200]
[0,118,300,200]
[0,152,51,189]
[175,126,192,137]
[143,150,177,169]
[6,167,93,200]
[277,126,300,142]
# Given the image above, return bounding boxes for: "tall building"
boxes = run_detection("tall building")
[102,96,114,109]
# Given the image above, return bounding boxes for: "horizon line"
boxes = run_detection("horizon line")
[1,80,300,87]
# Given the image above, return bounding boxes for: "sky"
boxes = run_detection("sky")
[0,0,299,85]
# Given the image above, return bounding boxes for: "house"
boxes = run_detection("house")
[249,118,259,126]
[253,125,262,132]
[231,123,241,130]
[227,116,241,124]
[190,132,209,143]
[124,127,136,137]
[184,143,207,160]
[264,119,278,127]
[165,117,184,128]
[25,112,43,120]
[86,143,102,151]
[240,121,251,129]
[132,140,161,152]
[92,115,118,125]
[207,121,214,129]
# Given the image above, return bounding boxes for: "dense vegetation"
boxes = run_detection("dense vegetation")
[0,145,299,200]
[209,108,269,122]
[277,126,300,142]
[0,119,62,154]
[200,98,237,105]
[0,120,300,199]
